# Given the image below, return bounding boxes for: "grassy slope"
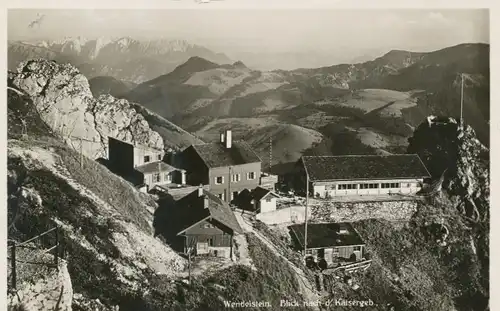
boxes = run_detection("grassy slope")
[132,233,314,311]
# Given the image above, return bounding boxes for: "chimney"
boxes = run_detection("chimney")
[198,185,203,197]
[220,133,225,143]
[225,130,232,149]
[204,196,209,209]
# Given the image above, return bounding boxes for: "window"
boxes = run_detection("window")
[231,174,241,182]
[164,173,172,182]
[232,191,238,200]
[368,183,379,189]
[203,223,213,228]
[208,238,214,247]
[144,155,151,163]
[332,247,339,255]
[217,193,224,200]
[247,172,256,180]
[391,183,400,188]
[215,176,224,185]
[157,154,162,161]
[305,250,313,255]
[153,173,160,183]
[337,184,357,190]
[353,246,361,252]
[266,198,272,202]
[359,184,369,189]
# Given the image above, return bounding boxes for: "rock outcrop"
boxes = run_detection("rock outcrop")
[408,116,489,222]
[10,59,163,159]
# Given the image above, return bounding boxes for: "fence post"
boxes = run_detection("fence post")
[11,242,16,290]
[54,226,59,270]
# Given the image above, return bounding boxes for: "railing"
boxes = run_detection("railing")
[7,226,63,292]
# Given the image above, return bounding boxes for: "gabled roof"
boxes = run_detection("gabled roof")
[289,222,364,249]
[135,161,184,174]
[251,187,280,201]
[190,141,261,168]
[176,189,242,235]
[301,154,431,182]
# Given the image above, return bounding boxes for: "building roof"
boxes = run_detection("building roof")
[301,154,431,182]
[191,141,261,168]
[176,189,243,235]
[108,136,163,152]
[251,187,280,201]
[289,222,364,249]
[135,161,184,174]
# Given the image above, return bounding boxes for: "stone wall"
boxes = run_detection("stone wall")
[310,200,418,223]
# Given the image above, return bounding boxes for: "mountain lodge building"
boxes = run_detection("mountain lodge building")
[296,154,431,198]
[177,130,276,202]
[176,187,243,258]
[107,137,186,191]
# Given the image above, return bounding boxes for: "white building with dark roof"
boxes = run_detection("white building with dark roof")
[298,154,431,198]
[178,130,277,202]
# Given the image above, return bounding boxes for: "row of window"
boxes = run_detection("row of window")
[215,172,256,185]
[305,245,362,255]
[143,154,162,163]
[335,182,414,190]
[216,191,240,201]
[153,172,172,183]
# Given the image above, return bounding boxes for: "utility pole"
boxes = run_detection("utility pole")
[188,250,192,285]
[228,166,232,203]
[79,138,83,168]
[304,174,309,257]
[460,73,464,125]
[269,136,272,173]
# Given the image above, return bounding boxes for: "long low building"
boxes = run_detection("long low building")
[297,154,431,198]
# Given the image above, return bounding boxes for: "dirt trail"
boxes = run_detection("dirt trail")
[234,212,320,310]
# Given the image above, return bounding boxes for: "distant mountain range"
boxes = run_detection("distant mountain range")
[8,37,232,83]
[116,43,489,172]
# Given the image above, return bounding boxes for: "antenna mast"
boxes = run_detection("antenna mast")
[460,73,464,125]
[269,136,272,173]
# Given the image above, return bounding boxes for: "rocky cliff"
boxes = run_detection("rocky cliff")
[9,59,164,160]
[408,116,489,223]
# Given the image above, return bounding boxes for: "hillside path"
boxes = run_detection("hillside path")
[234,212,320,310]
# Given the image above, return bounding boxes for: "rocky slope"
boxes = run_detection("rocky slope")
[7,137,188,310]
[9,37,232,83]
[117,43,488,167]
[408,116,489,221]
[8,59,202,160]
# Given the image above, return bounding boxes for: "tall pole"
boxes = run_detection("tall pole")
[304,174,309,257]
[460,73,464,125]
[188,251,191,284]
[228,166,232,203]
[79,138,83,168]
[11,242,16,290]
[269,136,272,173]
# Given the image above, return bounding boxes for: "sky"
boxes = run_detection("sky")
[7,9,489,66]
